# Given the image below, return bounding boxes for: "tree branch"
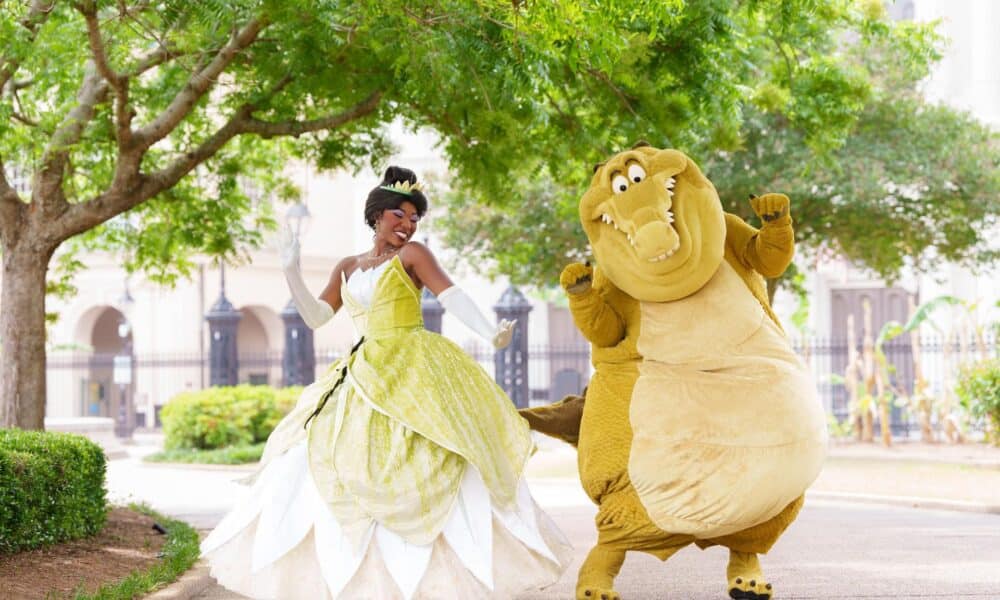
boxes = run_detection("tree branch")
[36,64,108,212]
[0,0,57,91]
[241,90,383,138]
[77,2,136,151]
[0,156,24,247]
[127,45,186,77]
[585,68,638,118]
[78,2,124,89]
[11,111,39,127]
[54,87,384,242]
[133,18,266,150]
[8,78,35,92]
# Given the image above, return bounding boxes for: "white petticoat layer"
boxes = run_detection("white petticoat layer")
[200,442,571,599]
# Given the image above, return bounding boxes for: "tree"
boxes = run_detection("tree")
[437,2,998,295]
[0,0,942,429]
[703,105,1000,292]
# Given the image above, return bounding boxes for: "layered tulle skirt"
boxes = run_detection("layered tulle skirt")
[201,441,570,599]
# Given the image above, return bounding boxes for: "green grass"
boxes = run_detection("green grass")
[72,504,200,600]
[144,442,264,465]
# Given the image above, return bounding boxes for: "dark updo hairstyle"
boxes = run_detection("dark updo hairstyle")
[364,166,428,229]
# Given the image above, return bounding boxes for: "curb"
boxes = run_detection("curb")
[146,560,215,600]
[825,450,1000,470]
[808,490,1000,515]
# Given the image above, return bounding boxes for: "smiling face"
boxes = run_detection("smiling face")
[376,200,421,247]
[580,147,725,302]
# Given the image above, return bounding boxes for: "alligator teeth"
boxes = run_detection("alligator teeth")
[666,177,675,189]
[602,213,612,224]
[646,240,681,262]
[665,209,674,224]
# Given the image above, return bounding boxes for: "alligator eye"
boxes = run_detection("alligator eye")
[628,163,646,183]
[611,174,629,194]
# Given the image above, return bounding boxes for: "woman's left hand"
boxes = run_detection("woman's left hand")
[493,319,516,349]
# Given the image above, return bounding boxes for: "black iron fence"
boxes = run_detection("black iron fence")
[45,334,994,435]
[790,334,996,437]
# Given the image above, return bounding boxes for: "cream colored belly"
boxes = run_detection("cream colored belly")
[628,262,827,538]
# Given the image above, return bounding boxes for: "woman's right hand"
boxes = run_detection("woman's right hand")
[278,223,301,271]
[493,318,516,349]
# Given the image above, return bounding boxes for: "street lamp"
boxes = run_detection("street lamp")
[114,283,135,437]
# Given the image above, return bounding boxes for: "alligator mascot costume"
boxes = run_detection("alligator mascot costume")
[521,144,827,600]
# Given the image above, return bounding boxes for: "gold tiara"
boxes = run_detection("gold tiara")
[379,180,424,195]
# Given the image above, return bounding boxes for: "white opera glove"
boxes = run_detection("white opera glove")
[438,286,516,349]
[278,224,334,330]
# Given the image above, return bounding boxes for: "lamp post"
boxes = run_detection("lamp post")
[282,202,316,386]
[206,260,242,386]
[114,278,135,437]
[494,285,532,409]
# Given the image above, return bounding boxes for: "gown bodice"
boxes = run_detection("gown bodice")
[341,256,423,338]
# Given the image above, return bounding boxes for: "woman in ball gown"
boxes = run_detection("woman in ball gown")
[200,166,571,599]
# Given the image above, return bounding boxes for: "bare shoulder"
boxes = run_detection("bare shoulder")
[398,240,436,264]
[333,255,362,281]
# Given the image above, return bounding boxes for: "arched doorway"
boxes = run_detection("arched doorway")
[237,306,281,385]
[79,306,135,437]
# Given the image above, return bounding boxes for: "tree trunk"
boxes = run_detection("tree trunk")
[1,242,53,430]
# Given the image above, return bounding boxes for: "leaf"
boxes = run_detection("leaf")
[901,294,964,332]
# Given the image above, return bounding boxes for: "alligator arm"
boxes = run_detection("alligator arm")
[561,263,627,348]
[725,193,795,279]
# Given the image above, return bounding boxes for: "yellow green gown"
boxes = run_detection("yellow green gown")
[201,256,570,599]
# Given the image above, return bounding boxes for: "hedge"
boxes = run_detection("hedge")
[957,358,1000,444]
[160,385,301,450]
[0,428,108,554]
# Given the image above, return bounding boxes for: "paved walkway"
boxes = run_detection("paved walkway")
[116,434,1000,599]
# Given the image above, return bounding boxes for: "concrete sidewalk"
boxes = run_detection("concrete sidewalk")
[124,435,1000,599]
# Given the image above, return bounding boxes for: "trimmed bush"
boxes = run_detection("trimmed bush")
[161,385,302,450]
[956,358,1000,444]
[0,428,108,554]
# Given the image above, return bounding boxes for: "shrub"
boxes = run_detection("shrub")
[0,429,108,554]
[160,385,302,450]
[956,358,1000,444]
[145,442,266,465]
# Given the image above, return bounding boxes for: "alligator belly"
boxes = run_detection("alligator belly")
[628,263,827,538]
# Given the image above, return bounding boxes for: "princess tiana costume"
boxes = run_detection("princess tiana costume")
[201,256,570,599]
[524,145,827,600]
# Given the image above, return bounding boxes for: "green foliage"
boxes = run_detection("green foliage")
[145,442,265,465]
[2,0,947,294]
[705,26,999,286]
[0,429,107,554]
[827,413,855,440]
[434,3,998,292]
[956,358,1000,445]
[160,385,301,450]
[72,503,200,600]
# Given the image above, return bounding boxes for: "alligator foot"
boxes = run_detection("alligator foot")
[576,544,625,600]
[726,550,772,599]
